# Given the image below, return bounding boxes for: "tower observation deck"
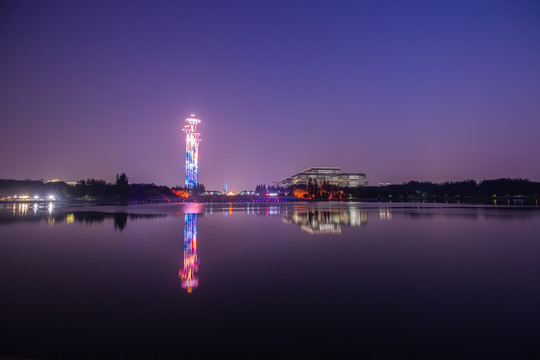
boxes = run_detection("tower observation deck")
[182,114,201,189]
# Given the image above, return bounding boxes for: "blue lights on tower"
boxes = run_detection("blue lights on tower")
[182,115,201,189]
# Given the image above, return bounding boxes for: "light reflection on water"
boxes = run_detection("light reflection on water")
[1,203,540,357]
[282,208,368,234]
[180,213,199,293]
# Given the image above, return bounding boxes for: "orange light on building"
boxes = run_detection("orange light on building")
[292,188,309,199]
[173,189,189,198]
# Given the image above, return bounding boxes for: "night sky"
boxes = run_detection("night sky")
[1,0,539,191]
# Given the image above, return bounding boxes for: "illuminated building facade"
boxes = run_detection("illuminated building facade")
[182,115,201,189]
[281,167,367,187]
[179,213,199,293]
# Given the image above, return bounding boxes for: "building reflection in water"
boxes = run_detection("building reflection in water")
[12,203,30,216]
[282,208,368,234]
[179,213,199,293]
[202,204,282,216]
[379,207,392,220]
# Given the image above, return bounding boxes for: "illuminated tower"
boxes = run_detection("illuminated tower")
[179,213,199,292]
[182,114,201,189]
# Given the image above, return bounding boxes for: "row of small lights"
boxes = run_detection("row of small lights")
[12,195,56,200]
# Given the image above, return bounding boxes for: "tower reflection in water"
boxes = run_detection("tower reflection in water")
[179,213,199,293]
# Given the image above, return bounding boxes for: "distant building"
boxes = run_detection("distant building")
[46,179,79,186]
[281,167,366,188]
[201,191,223,196]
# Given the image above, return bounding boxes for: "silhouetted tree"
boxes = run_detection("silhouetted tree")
[188,183,206,195]
[320,180,331,199]
[115,173,129,199]
[256,184,267,194]
[116,173,128,187]
[307,178,315,198]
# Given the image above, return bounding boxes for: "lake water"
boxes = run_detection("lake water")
[1,202,540,358]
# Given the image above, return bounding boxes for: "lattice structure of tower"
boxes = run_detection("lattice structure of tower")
[182,114,201,189]
[179,213,199,293]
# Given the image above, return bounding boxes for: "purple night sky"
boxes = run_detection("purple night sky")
[1,0,539,192]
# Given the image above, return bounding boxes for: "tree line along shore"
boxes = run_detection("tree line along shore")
[1,175,539,204]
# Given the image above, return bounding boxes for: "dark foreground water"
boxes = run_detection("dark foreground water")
[1,202,540,358]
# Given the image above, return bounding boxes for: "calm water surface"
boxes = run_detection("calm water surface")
[1,202,539,358]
